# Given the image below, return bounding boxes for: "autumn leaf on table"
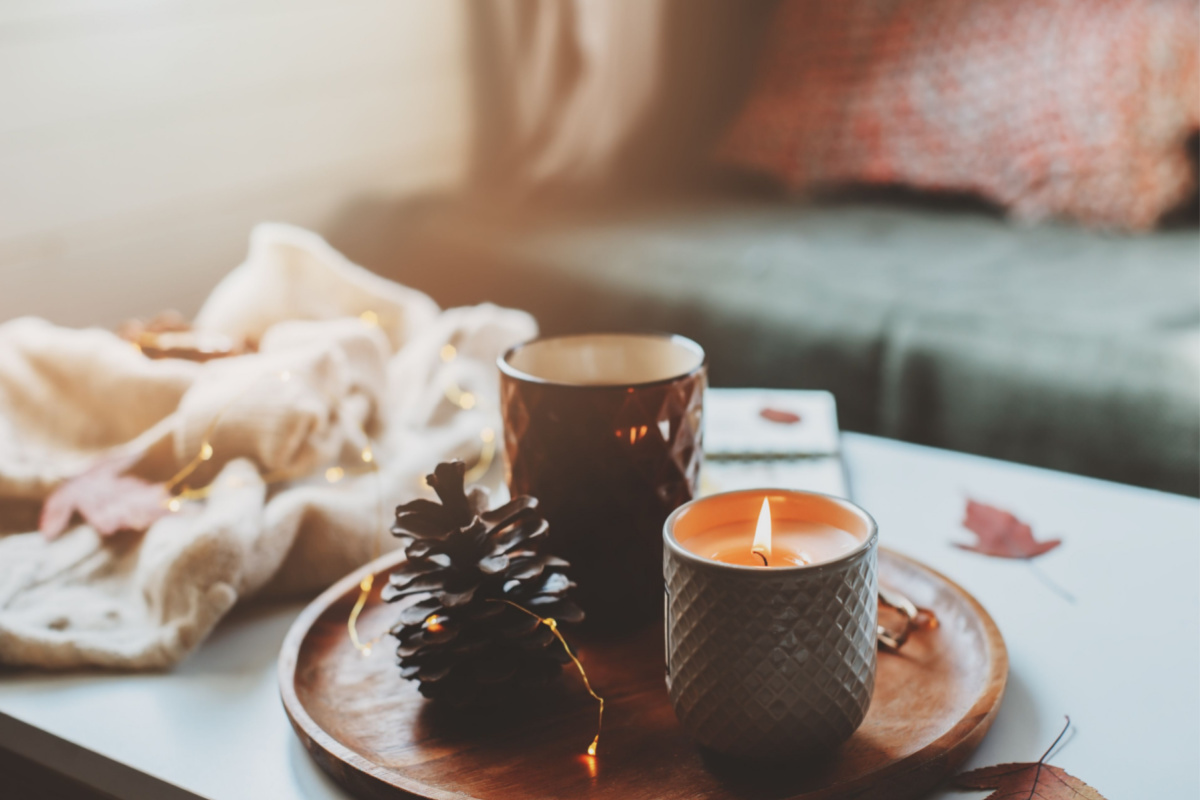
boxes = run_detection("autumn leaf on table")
[39,452,171,540]
[759,407,802,424]
[955,763,1104,800]
[956,499,1061,559]
[954,717,1105,799]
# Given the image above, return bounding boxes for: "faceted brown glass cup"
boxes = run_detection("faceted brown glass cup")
[499,333,706,628]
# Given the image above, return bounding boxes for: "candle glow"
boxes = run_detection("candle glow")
[681,494,858,568]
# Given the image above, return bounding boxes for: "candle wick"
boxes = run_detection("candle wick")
[754,552,769,567]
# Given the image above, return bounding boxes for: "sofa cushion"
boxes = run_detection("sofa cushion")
[394,197,1200,495]
[718,0,1200,231]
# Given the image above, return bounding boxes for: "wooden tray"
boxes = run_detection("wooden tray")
[279,548,1007,800]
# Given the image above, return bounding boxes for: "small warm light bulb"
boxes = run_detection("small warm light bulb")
[423,615,446,633]
[167,498,182,512]
[325,466,345,483]
[361,447,374,463]
[459,392,476,410]
[480,427,495,443]
[199,442,213,461]
[752,498,772,563]
[587,738,599,757]
[359,310,380,327]
[440,343,457,362]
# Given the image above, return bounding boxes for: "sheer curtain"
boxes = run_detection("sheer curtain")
[475,0,774,187]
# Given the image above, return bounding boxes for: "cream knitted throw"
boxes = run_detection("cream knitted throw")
[0,224,536,670]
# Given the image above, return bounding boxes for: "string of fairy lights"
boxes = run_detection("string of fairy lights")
[494,599,604,757]
[138,313,604,756]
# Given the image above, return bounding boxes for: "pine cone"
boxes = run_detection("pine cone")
[383,461,584,707]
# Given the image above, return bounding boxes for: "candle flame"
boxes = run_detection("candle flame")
[752,498,772,561]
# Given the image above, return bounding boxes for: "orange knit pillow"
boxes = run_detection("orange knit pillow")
[718,0,1199,230]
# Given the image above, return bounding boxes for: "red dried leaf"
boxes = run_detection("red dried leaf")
[957,499,1061,559]
[117,310,250,362]
[759,407,801,424]
[954,763,1105,799]
[955,717,1104,799]
[39,453,170,540]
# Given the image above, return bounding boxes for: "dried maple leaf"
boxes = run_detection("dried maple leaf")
[759,407,801,424]
[39,452,171,540]
[956,499,1061,559]
[117,309,250,361]
[954,718,1105,799]
[955,763,1104,800]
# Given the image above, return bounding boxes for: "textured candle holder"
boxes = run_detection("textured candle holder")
[663,490,879,760]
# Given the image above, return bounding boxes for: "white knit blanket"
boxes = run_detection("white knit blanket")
[0,224,535,670]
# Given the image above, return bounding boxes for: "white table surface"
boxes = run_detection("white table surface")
[2,433,1197,799]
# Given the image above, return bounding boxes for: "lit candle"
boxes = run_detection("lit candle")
[682,497,862,567]
[663,489,880,759]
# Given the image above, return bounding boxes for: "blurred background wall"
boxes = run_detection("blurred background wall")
[0,0,472,327]
[0,0,1195,494]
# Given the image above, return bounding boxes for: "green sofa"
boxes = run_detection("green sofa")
[380,191,1199,496]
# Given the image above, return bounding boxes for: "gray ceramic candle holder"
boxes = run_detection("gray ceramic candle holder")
[663,489,879,760]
